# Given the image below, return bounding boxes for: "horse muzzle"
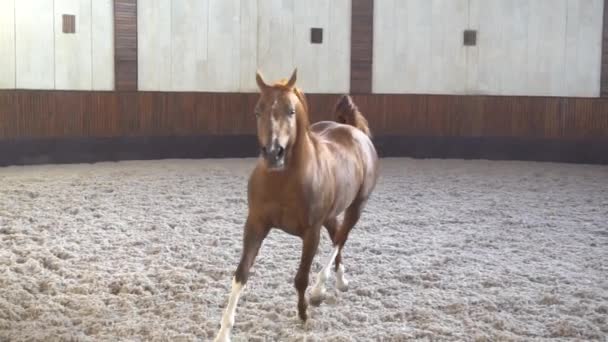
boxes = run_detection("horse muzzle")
[261,143,286,170]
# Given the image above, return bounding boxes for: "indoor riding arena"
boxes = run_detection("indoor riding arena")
[1,1,607,341]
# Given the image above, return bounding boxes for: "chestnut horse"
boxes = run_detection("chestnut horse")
[214,69,379,341]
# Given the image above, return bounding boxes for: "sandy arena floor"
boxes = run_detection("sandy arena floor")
[0,157,607,341]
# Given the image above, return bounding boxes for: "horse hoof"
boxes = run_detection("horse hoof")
[213,332,230,342]
[310,295,324,306]
[298,309,308,322]
[337,279,349,292]
[309,288,326,306]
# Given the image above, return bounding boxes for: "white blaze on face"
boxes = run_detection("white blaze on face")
[270,93,298,151]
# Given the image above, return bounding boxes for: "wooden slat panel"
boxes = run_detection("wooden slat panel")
[138,92,168,135]
[0,91,607,141]
[0,91,15,138]
[591,98,608,137]
[53,92,90,137]
[602,0,608,96]
[350,0,374,94]
[62,14,75,34]
[14,91,56,139]
[114,0,137,90]
[90,92,119,137]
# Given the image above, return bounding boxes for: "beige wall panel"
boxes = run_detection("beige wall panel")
[376,0,603,97]
[326,0,351,93]
[565,0,603,97]
[0,0,15,89]
[474,0,529,95]
[428,0,468,94]
[257,0,296,84]
[527,0,568,96]
[205,0,241,91]
[54,0,92,90]
[294,0,330,91]
[239,0,258,91]
[372,0,398,92]
[465,0,480,93]
[294,0,350,93]
[15,0,55,89]
[138,0,171,91]
[171,0,209,91]
[92,0,114,90]
[373,0,467,94]
[137,0,351,93]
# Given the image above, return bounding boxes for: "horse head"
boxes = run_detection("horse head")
[254,69,310,170]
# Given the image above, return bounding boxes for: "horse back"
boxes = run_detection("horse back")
[310,121,379,216]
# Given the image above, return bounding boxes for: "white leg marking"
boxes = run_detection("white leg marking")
[336,264,349,291]
[214,278,244,342]
[310,246,339,303]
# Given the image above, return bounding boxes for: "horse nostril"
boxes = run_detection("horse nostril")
[276,146,285,159]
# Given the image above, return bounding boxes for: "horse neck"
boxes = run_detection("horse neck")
[288,99,315,172]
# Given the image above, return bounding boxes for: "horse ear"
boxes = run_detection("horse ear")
[256,71,268,91]
[286,68,297,88]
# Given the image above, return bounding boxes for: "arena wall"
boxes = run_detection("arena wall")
[0,0,607,165]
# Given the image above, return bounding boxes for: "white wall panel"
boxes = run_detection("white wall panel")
[465,0,480,93]
[375,0,603,97]
[138,0,352,93]
[257,0,296,84]
[54,0,92,90]
[239,0,258,91]
[0,0,15,89]
[474,0,530,95]
[205,0,240,91]
[294,0,330,91]
[138,0,171,91]
[294,0,350,93]
[472,0,603,96]
[15,0,55,89]
[326,0,351,93]
[92,0,114,90]
[373,0,467,94]
[372,0,399,92]
[565,0,603,97]
[429,0,468,94]
[171,0,209,91]
[527,0,568,96]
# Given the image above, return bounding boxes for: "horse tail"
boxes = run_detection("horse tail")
[334,95,372,138]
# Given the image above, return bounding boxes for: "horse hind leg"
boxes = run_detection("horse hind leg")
[333,198,367,292]
[321,217,347,292]
[309,215,347,306]
[310,241,340,306]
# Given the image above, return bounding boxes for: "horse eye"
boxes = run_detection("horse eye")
[288,109,296,116]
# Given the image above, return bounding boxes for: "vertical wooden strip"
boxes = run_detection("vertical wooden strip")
[114,0,138,90]
[350,0,374,94]
[601,0,608,96]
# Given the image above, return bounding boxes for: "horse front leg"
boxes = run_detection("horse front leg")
[294,227,320,321]
[215,219,269,342]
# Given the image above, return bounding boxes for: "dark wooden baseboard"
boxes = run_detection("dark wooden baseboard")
[374,136,608,165]
[0,135,258,166]
[1,135,606,166]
